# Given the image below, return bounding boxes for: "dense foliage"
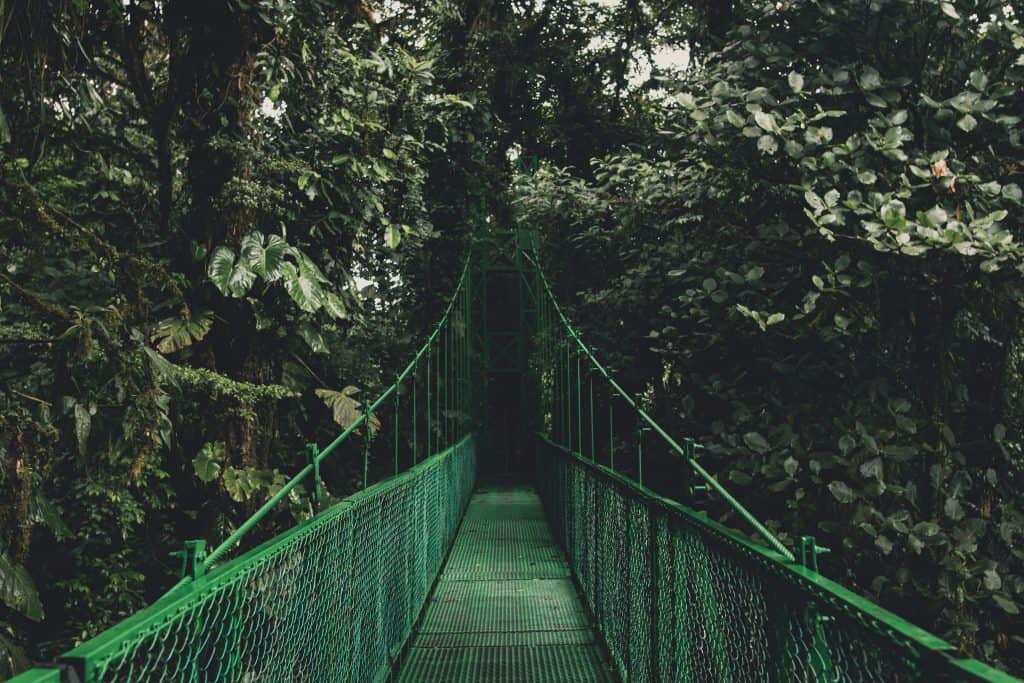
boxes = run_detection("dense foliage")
[1,0,1022,678]
[517,0,1024,671]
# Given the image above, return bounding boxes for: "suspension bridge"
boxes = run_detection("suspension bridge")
[12,231,1019,682]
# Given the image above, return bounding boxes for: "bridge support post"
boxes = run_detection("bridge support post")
[588,367,595,462]
[637,422,650,487]
[683,438,707,499]
[362,400,372,490]
[412,360,418,464]
[171,539,207,579]
[305,442,321,510]
[798,536,835,679]
[394,383,400,475]
[609,394,616,472]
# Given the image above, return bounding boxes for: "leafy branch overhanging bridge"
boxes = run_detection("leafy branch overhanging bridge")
[11,232,1020,683]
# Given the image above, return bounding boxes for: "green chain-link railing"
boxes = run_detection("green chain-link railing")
[527,251,1019,683]
[10,258,477,683]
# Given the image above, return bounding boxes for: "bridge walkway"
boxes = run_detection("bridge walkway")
[396,484,616,682]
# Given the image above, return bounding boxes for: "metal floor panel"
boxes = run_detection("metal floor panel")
[398,645,615,682]
[396,484,617,683]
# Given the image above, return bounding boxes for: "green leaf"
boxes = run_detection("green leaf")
[994,423,1007,442]
[881,200,907,228]
[674,92,697,109]
[754,111,775,132]
[208,247,255,297]
[316,386,380,435]
[152,310,214,353]
[783,457,798,476]
[323,292,348,320]
[193,442,224,483]
[756,135,778,155]
[0,105,10,145]
[0,552,43,621]
[1002,184,1022,202]
[804,191,825,212]
[385,224,402,249]
[298,322,327,354]
[865,93,887,108]
[74,402,91,457]
[858,67,881,91]
[743,431,770,454]
[940,2,959,19]
[859,457,883,480]
[857,170,877,185]
[924,205,948,227]
[208,247,236,294]
[956,114,977,132]
[725,110,745,128]
[281,260,325,314]
[828,481,856,503]
[993,595,1019,615]
[241,232,289,281]
[316,386,363,430]
[0,630,31,675]
[875,535,894,555]
[788,71,804,93]
[29,491,70,540]
[223,467,261,502]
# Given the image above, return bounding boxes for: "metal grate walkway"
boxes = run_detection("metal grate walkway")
[396,484,617,682]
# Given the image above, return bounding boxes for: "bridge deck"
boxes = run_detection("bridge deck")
[396,484,616,682]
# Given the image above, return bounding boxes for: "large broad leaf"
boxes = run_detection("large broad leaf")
[223,466,262,502]
[295,250,331,283]
[0,552,43,621]
[298,322,327,354]
[385,224,401,249]
[152,309,214,353]
[208,246,256,297]
[241,232,289,281]
[323,292,348,320]
[316,386,380,435]
[193,442,225,483]
[281,261,325,313]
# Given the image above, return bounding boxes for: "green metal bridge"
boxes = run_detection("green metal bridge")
[12,233,1020,682]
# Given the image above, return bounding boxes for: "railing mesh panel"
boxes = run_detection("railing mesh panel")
[535,440,996,683]
[82,437,475,683]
